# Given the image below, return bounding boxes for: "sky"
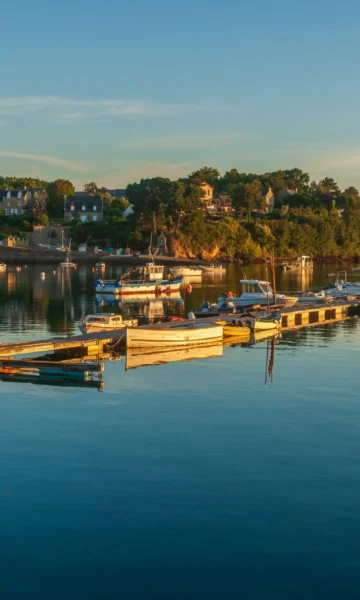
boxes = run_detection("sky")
[1,0,360,190]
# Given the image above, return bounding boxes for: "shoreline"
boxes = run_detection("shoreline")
[0,247,357,266]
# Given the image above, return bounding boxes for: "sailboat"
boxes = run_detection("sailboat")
[60,239,76,268]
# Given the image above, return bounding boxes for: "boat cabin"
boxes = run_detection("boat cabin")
[143,263,164,281]
[240,279,273,295]
[84,314,124,325]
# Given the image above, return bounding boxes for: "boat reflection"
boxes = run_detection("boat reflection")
[126,342,223,370]
[223,329,279,347]
[95,294,184,322]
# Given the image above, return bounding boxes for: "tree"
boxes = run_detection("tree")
[83,181,98,195]
[188,166,220,188]
[284,168,310,190]
[229,179,264,221]
[47,179,75,218]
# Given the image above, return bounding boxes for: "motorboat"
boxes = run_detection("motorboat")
[216,320,251,338]
[193,299,237,318]
[126,320,223,348]
[169,266,203,277]
[295,291,333,304]
[200,264,226,273]
[218,280,298,308]
[322,271,360,298]
[80,313,138,334]
[281,255,313,271]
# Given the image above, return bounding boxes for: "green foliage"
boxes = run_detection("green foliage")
[46,179,75,218]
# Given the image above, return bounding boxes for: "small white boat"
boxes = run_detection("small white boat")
[200,264,226,273]
[218,280,298,308]
[126,320,223,348]
[296,291,333,304]
[170,266,203,277]
[96,276,183,296]
[81,313,138,333]
[281,255,313,271]
[0,263,7,272]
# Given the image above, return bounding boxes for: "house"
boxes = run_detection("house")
[0,188,47,216]
[64,195,103,223]
[262,186,275,213]
[199,181,214,205]
[123,205,135,219]
[109,189,127,198]
[278,186,297,203]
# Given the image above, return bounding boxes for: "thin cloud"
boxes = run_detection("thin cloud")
[124,131,261,150]
[0,96,231,123]
[0,150,87,172]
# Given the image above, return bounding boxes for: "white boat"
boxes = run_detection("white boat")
[60,240,76,268]
[80,313,138,333]
[126,343,223,370]
[0,263,7,272]
[322,271,360,298]
[169,266,203,277]
[281,255,313,271]
[126,320,223,348]
[218,280,298,308]
[141,263,165,281]
[296,291,333,304]
[200,264,226,273]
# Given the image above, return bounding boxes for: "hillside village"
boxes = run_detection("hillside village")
[0,167,359,262]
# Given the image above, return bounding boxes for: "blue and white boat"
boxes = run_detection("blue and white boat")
[95,262,183,296]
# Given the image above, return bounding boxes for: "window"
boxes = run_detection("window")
[93,215,97,221]
[17,201,22,207]
[7,192,10,199]
[82,204,86,211]
[80,215,87,223]
[70,205,74,211]
[93,205,97,211]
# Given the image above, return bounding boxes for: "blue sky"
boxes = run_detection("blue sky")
[1,0,360,189]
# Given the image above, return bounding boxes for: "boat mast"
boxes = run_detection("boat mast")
[269,250,276,304]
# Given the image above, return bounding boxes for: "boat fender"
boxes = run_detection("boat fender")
[185,284,192,293]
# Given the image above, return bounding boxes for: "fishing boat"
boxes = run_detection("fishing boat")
[60,240,76,268]
[281,255,313,271]
[126,320,223,348]
[216,320,251,338]
[80,313,138,333]
[0,263,7,272]
[200,264,226,273]
[169,266,203,277]
[218,280,298,308]
[126,343,223,370]
[95,259,182,295]
[220,312,280,332]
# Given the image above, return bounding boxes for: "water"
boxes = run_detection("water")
[1,264,360,599]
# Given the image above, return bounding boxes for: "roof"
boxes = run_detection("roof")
[109,189,127,197]
[65,195,103,212]
[200,181,214,189]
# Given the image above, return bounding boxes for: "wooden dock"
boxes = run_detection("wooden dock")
[0,300,358,360]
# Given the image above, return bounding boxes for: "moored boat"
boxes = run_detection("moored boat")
[126,320,223,348]
[80,313,138,333]
[296,291,333,304]
[0,263,7,272]
[95,276,183,295]
[281,255,313,271]
[60,239,76,268]
[169,266,203,277]
[218,280,298,308]
[200,264,226,273]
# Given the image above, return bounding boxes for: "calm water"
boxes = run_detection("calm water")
[1,263,360,599]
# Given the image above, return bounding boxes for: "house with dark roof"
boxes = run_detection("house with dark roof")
[64,195,103,222]
[0,189,47,215]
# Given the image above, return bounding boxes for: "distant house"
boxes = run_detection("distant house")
[262,186,275,213]
[64,195,103,223]
[278,186,297,203]
[0,188,47,215]
[199,181,214,205]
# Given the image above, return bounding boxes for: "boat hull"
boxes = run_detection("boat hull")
[126,322,223,348]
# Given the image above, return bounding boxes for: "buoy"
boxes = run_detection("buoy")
[185,284,192,293]
[40,272,45,279]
